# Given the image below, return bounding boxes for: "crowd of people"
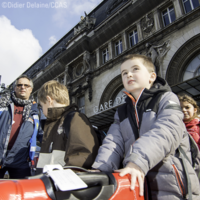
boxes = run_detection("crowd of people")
[0,54,199,199]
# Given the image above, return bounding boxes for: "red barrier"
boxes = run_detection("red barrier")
[110,173,144,200]
[0,173,144,200]
[0,179,51,200]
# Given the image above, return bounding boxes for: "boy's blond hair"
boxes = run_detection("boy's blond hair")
[121,54,156,73]
[38,80,70,105]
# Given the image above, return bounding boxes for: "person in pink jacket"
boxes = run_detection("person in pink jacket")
[178,94,200,150]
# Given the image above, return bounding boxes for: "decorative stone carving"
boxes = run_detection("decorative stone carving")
[53,47,66,59]
[72,52,91,79]
[30,67,40,78]
[86,75,93,102]
[65,65,72,83]
[74,12,96,35]
[141,14,154,34]
[83,51,91,72]
[145,40,170,77]
[74,63,84,78]
[68,74,93,102]
[45,57,51,67]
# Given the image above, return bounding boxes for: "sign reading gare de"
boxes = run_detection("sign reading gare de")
[93,93,127,114]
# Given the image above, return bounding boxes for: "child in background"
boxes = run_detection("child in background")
[36,80,99,173]
[178,94,200,150]
[92,54,200,199]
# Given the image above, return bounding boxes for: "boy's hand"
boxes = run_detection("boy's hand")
[114,162,145,196]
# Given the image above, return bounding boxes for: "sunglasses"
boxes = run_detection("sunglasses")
[16,84,31,88]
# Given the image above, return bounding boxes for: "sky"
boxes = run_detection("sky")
[0,0,103,87]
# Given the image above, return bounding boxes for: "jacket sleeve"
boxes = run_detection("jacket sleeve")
[36,109,46,143]
[64,112,99,169]
[92,111,125,172]
[123,92,186,175]
[36,123,44,144]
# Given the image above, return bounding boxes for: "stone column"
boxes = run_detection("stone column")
[96,48,100,68]
[136,21,143,42]
[108,41,113,59]
[153,9,161,31]
[64,71,67,86]
[171,0,183,19]
[65,64,70,84]
[122,31,128,51]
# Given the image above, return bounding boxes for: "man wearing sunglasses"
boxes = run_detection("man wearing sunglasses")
[0,75,43,179]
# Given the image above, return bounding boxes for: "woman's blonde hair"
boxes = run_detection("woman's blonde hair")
[178,94,199,117]
[38,80,69,105]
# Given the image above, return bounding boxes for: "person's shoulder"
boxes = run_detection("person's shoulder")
[0,107,9,113]
[31,101,38,110]
[157,91,179,102]
[157,91,182,112]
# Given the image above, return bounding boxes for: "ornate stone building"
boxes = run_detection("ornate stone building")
[15,0,200,131]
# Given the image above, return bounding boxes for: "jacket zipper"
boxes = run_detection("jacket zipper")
[172,164,186,198]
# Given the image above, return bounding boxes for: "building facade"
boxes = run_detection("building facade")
[15,0,200,131]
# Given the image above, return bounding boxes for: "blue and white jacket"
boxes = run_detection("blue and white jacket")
[0,101,43,169]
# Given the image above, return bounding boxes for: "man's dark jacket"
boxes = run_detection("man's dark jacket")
[0,101,43,169]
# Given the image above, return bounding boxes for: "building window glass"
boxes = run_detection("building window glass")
[183,53,200,81]
[78,96,85,114]
[115,39,123,56]
[102,48,109,64]
[162,6,176,26]
[183,0,199,13]
[129,30,138,47]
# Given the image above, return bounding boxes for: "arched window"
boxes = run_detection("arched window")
[183,53,200,81]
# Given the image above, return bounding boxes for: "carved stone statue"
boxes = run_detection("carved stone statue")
[83,51,90,72]
[74,12,96,35]
[141,14,154,34]
[65,65,72,83]
[45,57,51,67]
[145,40,170,77]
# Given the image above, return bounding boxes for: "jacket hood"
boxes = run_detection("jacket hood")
[46,103,79,121]
[125,76,171,104]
